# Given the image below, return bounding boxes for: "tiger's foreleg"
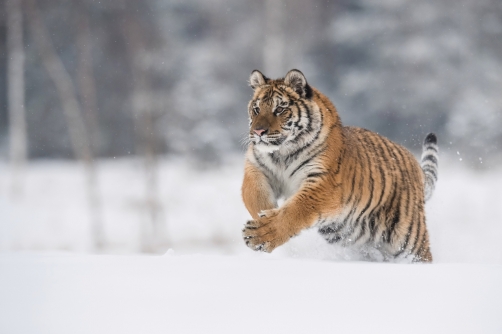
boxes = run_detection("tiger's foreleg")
[241,161,277,220]
[243,180,340,252]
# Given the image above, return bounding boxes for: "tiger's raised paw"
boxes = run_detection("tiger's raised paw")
[242,210,291,253]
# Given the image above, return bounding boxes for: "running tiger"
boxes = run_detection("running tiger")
[241,69,438,263]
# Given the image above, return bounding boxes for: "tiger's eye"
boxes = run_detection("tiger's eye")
[275,107,284,114]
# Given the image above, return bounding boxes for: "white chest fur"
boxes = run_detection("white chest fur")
[249,147,323,201]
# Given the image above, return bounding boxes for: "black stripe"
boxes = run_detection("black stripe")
[379,143,397,176]
[370,214,380,242]
[386,198,400,243]
[270,137,285,145]
[391,145,407,192]
[337,206,358,234]
[285,138,315,164]
[395,189,418,257]
[411,215,422,255]
[332,146,345,176]
[394,218,414,258]
[378,138,395,171]
[319,226,334,236]
[290,155,316,177]
[307,172,327,179]
[352,144,366,208]
[354,218,368,244]
[389,144,413,237]
[422,163,437,171]
[376,136,396,211]
[253,150,275,181]
[368,217,376,240]
[355,137,376,222]
[334,132,347,174]
[422,168,437,179]
[345,162,357,204]
[402,152,415,224]
[285,127,323,165]
[422,167,437,180]
[269,152,280,165]
[383,180,397,217]
[293,103,303,129]
[422,155,438,165]
[355,176,373,223]
[367,138,387,216]
[288,106,318,146]
[304,84,313,99]
[328,234,342,244]
[424,145,438,152]
[298,100,312,132]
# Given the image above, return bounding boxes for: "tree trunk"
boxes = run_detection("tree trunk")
[26,0,105,251]
[75,2,105,252]
[6,0,28,198]
[76,2,100,154]
[121,6,166,252]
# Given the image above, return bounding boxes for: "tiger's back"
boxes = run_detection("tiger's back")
[241,69,437,263]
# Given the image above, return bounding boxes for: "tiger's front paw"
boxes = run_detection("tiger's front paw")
[242,210,291,253]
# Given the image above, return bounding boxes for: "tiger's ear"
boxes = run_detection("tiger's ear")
[249,70,267,90]
[284,69,311,98]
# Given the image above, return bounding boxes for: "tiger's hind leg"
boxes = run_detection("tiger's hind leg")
[387,211,433,263]
[408,215,433,263]
[318,224,343,244]
[318,223,387,262]
[411,229,433,263]
[359,244,386,262]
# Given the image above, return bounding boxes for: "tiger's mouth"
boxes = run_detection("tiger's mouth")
[252,134,286,146]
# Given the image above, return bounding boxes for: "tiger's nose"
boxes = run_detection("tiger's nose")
[253,128,267,136]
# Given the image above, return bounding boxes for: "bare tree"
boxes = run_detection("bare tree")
[25,0,105,251]
[121,4,166,252]
[6,0,28,198]
[76,1,100,154]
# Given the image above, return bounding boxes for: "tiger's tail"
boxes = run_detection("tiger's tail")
[421,133,438,201]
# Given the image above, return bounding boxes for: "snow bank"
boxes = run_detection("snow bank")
[0,253,501,334]
[1,156,501,264]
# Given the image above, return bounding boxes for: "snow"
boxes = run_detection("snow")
[0,157,249,253]
[1,156,501,263]
[1,253,501,334]
[1,156,502,332]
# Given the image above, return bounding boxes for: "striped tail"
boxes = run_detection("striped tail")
[421,133,438,201]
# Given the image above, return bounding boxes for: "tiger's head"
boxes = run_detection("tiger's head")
[247,69,318,153]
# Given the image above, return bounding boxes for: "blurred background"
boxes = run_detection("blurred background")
[0,0,501,262]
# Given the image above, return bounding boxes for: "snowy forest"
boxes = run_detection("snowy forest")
[0,0,501,257]
[0,0,501,164]
[1,1,502,333]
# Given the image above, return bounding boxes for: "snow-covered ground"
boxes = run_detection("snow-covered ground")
[1,253,501,334]
[1,156,501,263]
[1,157,501,333]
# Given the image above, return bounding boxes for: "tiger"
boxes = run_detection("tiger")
[241,69,438,263]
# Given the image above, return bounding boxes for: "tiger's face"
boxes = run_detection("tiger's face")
[248,90,293,151]
[247,69,314,153]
